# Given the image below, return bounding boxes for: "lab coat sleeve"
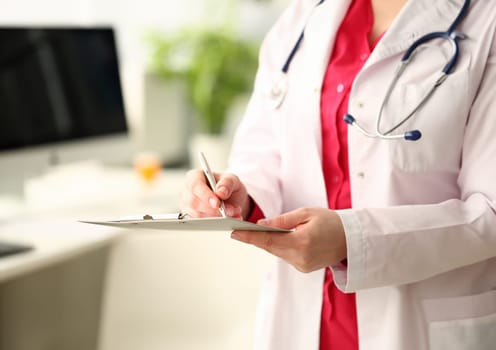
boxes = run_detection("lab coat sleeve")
[331,51,496,293]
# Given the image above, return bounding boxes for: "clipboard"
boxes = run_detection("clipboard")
[80,213,291,233]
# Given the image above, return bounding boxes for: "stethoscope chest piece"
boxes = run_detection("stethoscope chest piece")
[269,73,288,109]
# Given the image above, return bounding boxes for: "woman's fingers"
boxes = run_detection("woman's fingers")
[182,169,247,217]
[180,189,219,217]
[183,169,217,216]
[231,208,347,273]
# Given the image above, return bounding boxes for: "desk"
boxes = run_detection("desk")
[0,166,268,350]
[0,219,120,350]
[0,166,184,350]
[0,219,119,284]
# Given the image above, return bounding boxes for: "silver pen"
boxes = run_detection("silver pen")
[199,152,227,217]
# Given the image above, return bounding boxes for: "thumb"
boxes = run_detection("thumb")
[258,208,310,230]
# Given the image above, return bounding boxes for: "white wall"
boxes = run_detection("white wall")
[1,0,287,63]
[0,0,218,65]
[1,0,94,23]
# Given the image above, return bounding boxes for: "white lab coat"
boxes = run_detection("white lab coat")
[227,0,496,349]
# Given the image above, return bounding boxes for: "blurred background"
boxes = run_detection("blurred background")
[0,1,287,349]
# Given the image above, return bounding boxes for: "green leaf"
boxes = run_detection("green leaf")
[146,27,258,135]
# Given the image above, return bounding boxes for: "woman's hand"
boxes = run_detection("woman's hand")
[181,169,252,219]
[231,207,347,273]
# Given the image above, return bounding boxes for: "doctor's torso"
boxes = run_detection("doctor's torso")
[244,0,494,211]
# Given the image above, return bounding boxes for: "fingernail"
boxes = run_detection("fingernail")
[258,219,268,225]
[209,198,217,208]
[231,232,241,241]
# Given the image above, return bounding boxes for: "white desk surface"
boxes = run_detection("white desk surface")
[0,165,187,283]
[0,217,121,284]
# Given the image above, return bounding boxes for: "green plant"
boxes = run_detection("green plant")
[148,27,259,135]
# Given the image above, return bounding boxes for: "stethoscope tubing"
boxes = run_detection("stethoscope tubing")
[281,0,325,74]
[372,0,470,140]
[272,0,471,142]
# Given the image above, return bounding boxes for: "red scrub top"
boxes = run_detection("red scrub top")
[320,0,382,348]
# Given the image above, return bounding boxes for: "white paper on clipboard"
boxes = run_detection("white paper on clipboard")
[80,213,291,232]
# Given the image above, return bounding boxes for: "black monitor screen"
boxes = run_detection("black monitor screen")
[0,27,127,151]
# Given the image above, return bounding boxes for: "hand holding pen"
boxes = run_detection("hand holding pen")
[180,152,252,219]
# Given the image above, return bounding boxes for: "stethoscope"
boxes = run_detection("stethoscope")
[269,0,471,141]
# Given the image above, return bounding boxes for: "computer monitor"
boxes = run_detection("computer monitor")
[0,26,133,196]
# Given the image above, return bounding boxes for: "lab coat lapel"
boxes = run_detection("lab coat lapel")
[301,0,352,79]
[296,0,352,158]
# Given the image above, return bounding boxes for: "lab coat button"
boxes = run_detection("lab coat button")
[357,101,365,108]
[357,172,365,179]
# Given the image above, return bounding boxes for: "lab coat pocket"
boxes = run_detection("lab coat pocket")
[422,289,496,350]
